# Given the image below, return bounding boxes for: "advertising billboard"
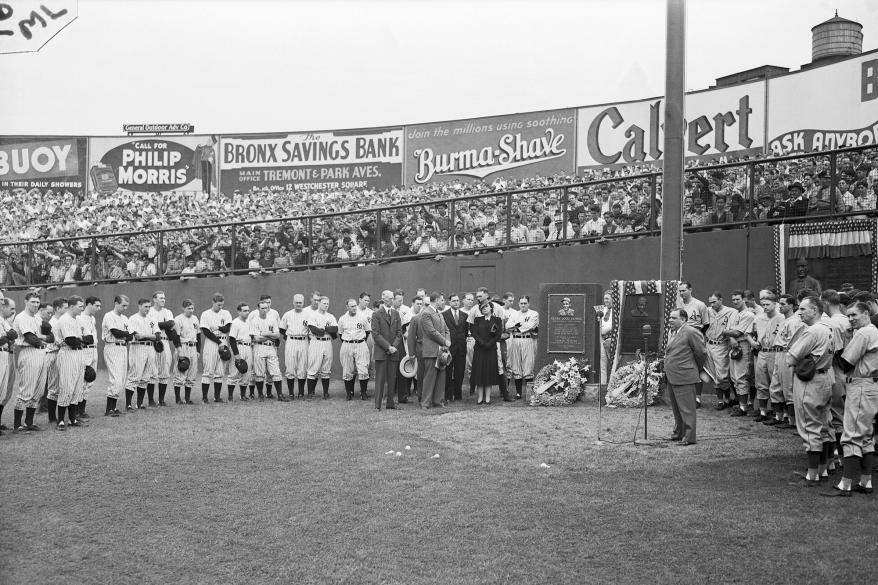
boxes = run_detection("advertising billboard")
[219,128,403,193]
[87,135,219,196]
[576,81,765,170]
[0,135,87,192]
[767,52,878,156]
[403,109,577,185]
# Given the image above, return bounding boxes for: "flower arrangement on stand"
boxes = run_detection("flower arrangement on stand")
[605,350,664,408]
[528,357,591,407]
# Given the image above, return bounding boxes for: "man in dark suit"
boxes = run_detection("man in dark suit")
[443,293,468,402]
[664,308,707,445]
[371,290,403,410]
[406,297,425,401]
[418,291,451,409]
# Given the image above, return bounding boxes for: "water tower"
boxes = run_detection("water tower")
[811,11,863,65]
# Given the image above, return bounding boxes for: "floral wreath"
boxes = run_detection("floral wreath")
[605,351,663,408]
[528,357,591,407]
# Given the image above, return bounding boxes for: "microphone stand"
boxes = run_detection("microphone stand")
[641,324,651,440]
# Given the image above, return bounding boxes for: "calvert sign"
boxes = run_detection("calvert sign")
[219,129,403,192]
[767,53,878,156]
[0,136,86,188]
[576,82,764,169]
[404,110,576,184]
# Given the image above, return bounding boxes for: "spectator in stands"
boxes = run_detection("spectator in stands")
[709,195,734,224]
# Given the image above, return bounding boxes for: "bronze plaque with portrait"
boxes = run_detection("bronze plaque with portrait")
[547,293,586,353]
[619,293,662,355]
[536,283,603,377]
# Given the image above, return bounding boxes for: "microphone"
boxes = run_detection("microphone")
[641,324,652,339]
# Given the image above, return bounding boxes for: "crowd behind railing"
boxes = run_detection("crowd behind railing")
[1,145,876,288]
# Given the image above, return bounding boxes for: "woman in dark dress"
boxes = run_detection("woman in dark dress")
[470,302,502,404]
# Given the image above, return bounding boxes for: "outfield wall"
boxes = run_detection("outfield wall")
[5,226,775,375]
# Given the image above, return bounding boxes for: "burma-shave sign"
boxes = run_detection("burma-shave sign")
[404,109,576,184]
[88,135,219,195]
[576,81,764,169]
[0,1,77,54]
[219,129,403,192]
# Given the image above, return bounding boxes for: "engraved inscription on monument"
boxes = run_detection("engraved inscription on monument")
[547,294,586,353]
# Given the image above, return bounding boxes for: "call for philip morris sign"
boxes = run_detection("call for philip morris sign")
[404,109,577,185]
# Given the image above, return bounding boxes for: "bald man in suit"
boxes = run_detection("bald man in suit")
[664,308,707,445]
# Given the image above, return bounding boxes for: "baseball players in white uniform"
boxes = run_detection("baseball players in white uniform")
[45,297,66,424]
[357,292,374,380]
[127,298,159,410]
[250,300,285,401]
[0,298,16,434]
[706,293,735,409]
[462,293,476,394]
[228,303,253,400]
[506,296,539,399]
[101,295,130,416]
[173,299,200,404]
[766,295,803,428]
[75,296,101,419]
[148,291,177,407]
[306,296,338,399]
[12,292,49,433]
[55,295,86,430]
[199,293,233,403]
[338,298,371,400]
[280,294,310,399]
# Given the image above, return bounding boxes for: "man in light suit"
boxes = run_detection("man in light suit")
[371,290,402,411]
[418,291,451,409]
[664,308,707,445]
[443,293,468,402]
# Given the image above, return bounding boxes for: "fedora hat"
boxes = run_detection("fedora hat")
[399,355,417,378]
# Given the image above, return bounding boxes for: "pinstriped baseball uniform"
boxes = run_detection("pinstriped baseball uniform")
[126,313,158,390]
[200,308,232,383]
[0,318,13,407]
[56,313,84,408]
[507,308,539,380]
[281,309,309,380]
[101,310,129,399]
[76,312,97,404]
[148,306,175,384]
[358,306,374,378]
[173,312,200,387]
[14,310,47,410]
[250,313,282,382]
[228,317,252,387]
[306,310,337,379]
[45,315,61,401]
[338,310,370,381]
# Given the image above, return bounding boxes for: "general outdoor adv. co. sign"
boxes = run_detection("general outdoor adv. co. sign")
[219,129,404,193]
[404,109,576,185]
[576,82,765,169]
[0,136,86,190]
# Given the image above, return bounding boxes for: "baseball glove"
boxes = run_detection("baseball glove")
[177,356,191,373]
[730,347,743,361]
[218,345,232,362]
[234,357,248,374]
[5,329,17,341]
[84,365,97,383]
[153,339,164,353]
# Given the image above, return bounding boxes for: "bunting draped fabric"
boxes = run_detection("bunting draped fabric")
[774,219,877,293]
[606,280,679,381]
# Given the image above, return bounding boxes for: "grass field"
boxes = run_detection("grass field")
[2,374,877,585]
